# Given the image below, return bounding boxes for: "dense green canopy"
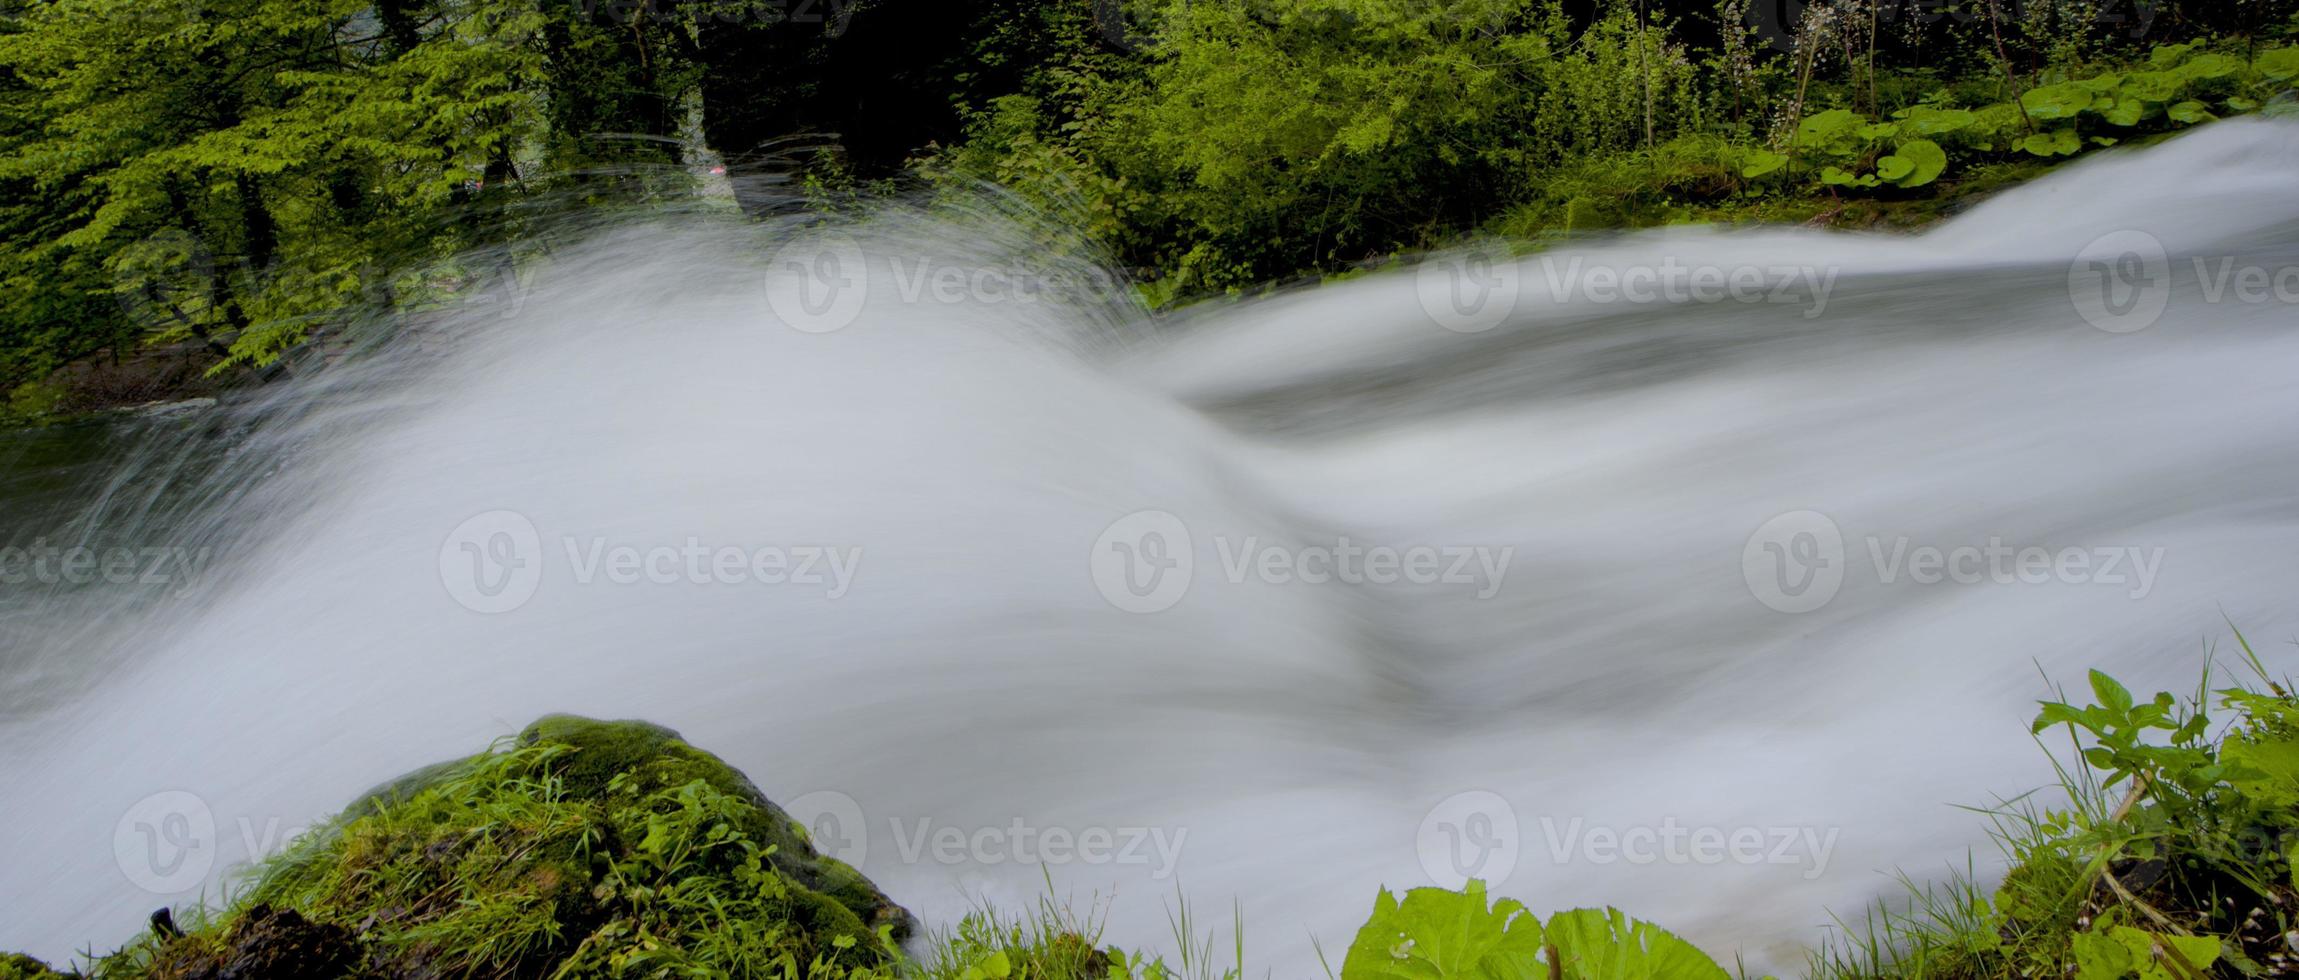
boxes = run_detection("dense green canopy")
[0,0,2292,415]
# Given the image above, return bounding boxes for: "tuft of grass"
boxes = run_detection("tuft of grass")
[920,877,1252,980]
[1812,629,2299,979]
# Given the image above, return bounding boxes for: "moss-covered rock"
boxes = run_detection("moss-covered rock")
[139,906,367,980]
[103,715,914,980]
[0,953,72,980]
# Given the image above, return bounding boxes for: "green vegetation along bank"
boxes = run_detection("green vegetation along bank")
[12,632,2299,978]
[3,0,2298,421]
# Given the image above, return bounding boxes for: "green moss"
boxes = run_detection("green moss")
[0,953,71,980]
[102,715,914,980]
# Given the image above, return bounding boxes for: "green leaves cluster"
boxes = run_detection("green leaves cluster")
[0,0,737,397]
[1339,879,1727,980]
[1786,109,1950,189]
[1751,43,2299,195]
[2069,925,2220,980]
[2032,670,2218,796]
[1995,647,2299,978]
[932,0,1710,292]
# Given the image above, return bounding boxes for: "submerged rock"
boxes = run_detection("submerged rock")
[85,715,913,979]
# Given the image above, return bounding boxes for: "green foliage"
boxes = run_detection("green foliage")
[1343,881,1546,979]
[1878,139,1948,188]
[2030,670,2218,795]
[0,0,558,379]
[2069,925,2219,979]
[0,953,68,980]
[1817,631,2299,979]
[1540,907,1730,979]
[1117,0,1563,286]
[1340,880,1725,979]
[934,5,2299,306]
[918,887,1246,980]
[2260,46,2299,81]
[98,716,906,979]
[1763,42,2297,188]
[1,0,2295,399]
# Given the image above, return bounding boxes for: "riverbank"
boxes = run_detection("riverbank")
[11,640,2297,979]
[0,123,2185,432]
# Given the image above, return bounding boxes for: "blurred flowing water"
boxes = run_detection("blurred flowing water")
[5,120,2299,973]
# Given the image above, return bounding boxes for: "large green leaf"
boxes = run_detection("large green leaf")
[2099,98,2148,127]
[1818,166,1879,188]
[1735,148,1789,178]
[2175,53,2243,81]
[1541,908,1729,980]
[2072,926,2220,980]
[2119,70,2184,103]
[1894,105,1977,136]
[1342,881,1547,980]
[2167,100,2215,124]
[2019,129,2084,157]
[2148,42,2200,68]
[2221,732,2299,807]
[2022,82,2098,121]
[2258,47,2299,82]
[1883,139,1948,188]
[1794,108,1872,160]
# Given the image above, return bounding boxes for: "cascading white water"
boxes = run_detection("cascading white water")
[5,119,2299,974]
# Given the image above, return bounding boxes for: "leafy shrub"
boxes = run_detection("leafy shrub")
[1340,879,1727,979]
[1818,632,2299,979]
